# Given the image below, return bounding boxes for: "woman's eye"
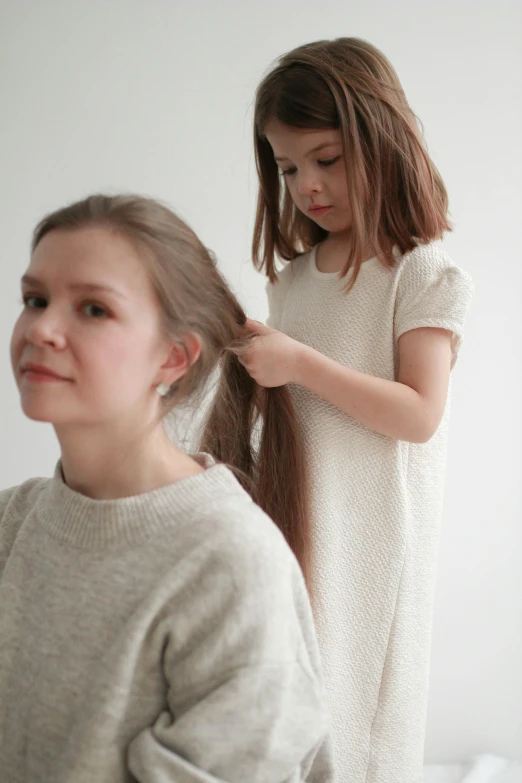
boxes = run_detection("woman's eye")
[82,303,108,319]
[318,156,340,167]
[281,166,297,177]
[22,295,46,309]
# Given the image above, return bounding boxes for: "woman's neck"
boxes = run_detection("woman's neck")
[55,421,204,500]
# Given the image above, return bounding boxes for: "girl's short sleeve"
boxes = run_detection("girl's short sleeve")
[394,243,473,368]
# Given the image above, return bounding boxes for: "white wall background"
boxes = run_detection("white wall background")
[1,0,520,764]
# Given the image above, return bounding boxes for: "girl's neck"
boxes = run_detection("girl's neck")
[316,231,376,274]
[55,421,204,500]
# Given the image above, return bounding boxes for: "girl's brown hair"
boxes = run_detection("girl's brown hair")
[33,195,310,583]
[253,37,451,287]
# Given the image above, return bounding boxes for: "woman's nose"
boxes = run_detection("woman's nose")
[25,307,67,351]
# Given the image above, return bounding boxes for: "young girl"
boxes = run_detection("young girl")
[0,194,334,783]
[240,37,474,783]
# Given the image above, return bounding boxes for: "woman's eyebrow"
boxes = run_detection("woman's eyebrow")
[21,275,128,301]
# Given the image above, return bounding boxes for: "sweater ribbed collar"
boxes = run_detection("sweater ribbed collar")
[36,455,243,550]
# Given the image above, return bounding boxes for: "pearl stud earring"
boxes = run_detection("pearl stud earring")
[156,382,171,397]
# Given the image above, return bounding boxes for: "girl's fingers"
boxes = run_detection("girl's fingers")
[245,318,271,335]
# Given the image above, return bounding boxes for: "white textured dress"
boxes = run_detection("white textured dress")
[266,242,473,783]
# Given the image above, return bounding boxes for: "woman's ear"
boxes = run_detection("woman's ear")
[158,332,202,387]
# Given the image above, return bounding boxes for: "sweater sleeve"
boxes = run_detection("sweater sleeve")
[0,488,16,524]
[127,508,333,783]
[394,243,473,368]
[0,480,46,573]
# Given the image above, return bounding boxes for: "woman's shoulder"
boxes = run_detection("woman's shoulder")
[1,477,49,522]
[190,464,301,582]
[1,478,49,568]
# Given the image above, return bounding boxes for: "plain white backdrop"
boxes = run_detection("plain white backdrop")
[1,0,521,764]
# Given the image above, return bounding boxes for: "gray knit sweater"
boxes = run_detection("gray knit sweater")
[0,459,333,783]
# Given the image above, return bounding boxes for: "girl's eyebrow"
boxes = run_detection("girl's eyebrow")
[274,141,341,162]
[21,274,128,301]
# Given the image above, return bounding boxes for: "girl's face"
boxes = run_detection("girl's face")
[11,226,176,429]
[265,120,352,234]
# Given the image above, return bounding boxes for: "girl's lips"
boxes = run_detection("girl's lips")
[308,205,331,216]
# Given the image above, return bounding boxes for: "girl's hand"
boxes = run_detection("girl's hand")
[238,320,302,388]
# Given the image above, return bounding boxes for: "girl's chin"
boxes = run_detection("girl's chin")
[305,213,351,234]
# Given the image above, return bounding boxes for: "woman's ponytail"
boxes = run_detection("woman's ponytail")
[200,346,311,587]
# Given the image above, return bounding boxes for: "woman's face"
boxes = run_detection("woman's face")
[11,226,175,429]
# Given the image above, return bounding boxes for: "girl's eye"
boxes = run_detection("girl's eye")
[318,156,341,167]
[82,302,109,319]
[22,294,47,309]
[281,166,297,177]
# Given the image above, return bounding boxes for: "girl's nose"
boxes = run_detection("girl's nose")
[296,170,322,197]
